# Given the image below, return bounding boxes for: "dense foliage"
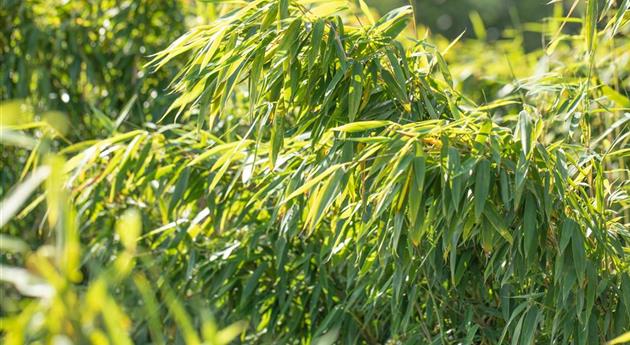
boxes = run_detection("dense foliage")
[1,0,629,344]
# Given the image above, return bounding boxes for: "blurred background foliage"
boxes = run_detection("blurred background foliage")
[369,0,553,47]
[1,0,193,139]
[1,0,194,249]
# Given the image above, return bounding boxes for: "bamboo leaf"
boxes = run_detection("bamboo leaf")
[608,332,630,345]
[0,166,50,228]
[523,193,537,260]
[474,159,491,220]
[585,0,598,54]
[333,120,392,133]
[284,164,343,202]
[572,225,586,284]
[348,62,363,121]
[519,306,540,345]
[358,0,375,25]
[308,19,325,71]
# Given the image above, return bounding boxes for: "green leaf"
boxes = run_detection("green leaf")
[199,27,227,72]
[435,51,453,88]
[270,112,284,168]
[249,50,265,113]
[511,312,525,345]
[518,110,532,156]
[572,225,586,284]
[333,120,391,133]
[474,159,491,220]
[469,11,487,40]
[413,155,426,195]
[187,141,250,167]
[0,166,50,228]
[610,0,629,36]
[584,0,598,54]
[602,85,630,107]
[284,164,343,202]
[307,168,344,231]
[514,153,529,210]
[498,302,529,344]
[523,193,537,260]
[308,19,325,71]
[463,324,479,345]
[240,262,268,309]
[608,332,630,345]
[519,305,540,345]
[168,167,191,216]
[348,62,363,121]
[116,209,142,251]
[278,18,302,53]
[374,6,413,39]
[358,0,375,25]
[474,120,493,147]
[386,48,407,98]
[484,205,513,244]
[559,220,576,268]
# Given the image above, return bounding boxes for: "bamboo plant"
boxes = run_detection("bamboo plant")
[1,0,628,344]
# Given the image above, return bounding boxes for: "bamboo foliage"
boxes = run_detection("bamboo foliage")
[1,0,629,344]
